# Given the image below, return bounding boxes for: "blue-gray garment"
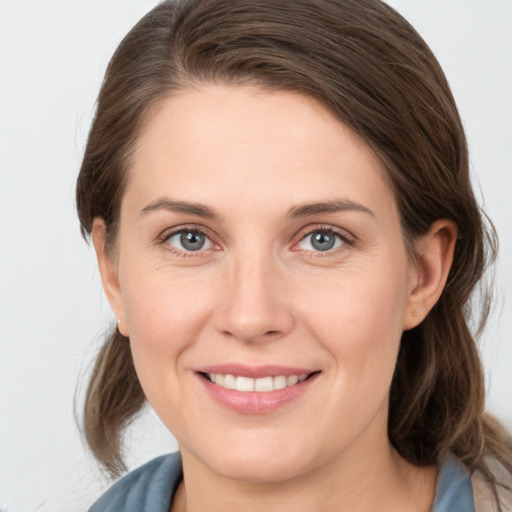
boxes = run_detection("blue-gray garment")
[89,452,475,511]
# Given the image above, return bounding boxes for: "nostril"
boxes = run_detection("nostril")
[213,296,295,343]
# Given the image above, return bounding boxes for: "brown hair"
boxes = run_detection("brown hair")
[76,0,511,497]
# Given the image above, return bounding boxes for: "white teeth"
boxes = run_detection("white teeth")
[274,375,287,390]
[235,376,255,392]
[255,376,273,392]
[286,375,299,386]
[223,374,236,389]
[206,372,314,392]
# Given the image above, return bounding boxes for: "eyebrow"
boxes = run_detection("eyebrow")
[139,198,220,220]
[285,200,375,220]
[139,197,374,221]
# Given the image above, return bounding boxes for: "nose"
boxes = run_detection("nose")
[213,252,294,344]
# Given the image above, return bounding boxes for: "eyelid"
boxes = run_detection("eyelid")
[291,224,355,254]
[156,223,354,258]
[157,224,221,255]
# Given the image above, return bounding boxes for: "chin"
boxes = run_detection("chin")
[184,434,323,483]
[211,455,310,483]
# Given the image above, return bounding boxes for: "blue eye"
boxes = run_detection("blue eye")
[298,230,345,252]
[165,229,213,252]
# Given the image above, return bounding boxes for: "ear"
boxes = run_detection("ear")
[403,219,457,331]
[92,218,128,336]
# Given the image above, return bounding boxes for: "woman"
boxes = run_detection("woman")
[76,0,512,510]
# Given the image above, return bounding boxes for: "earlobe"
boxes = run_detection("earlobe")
[403,219,457,331]
[91,218,128,335]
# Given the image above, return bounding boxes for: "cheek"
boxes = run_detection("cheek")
[119,262,218,384]
[304,268,407,344]
[302,268,408,392]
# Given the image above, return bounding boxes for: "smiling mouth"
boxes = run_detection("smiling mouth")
[199,372,320,392]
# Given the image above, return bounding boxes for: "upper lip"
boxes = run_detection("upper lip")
[196,364,319,378]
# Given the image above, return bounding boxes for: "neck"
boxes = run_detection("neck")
[172,430,437,512]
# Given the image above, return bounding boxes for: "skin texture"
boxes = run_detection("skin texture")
[93,85,456,511]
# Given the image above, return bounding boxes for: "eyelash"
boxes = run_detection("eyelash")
[158,225,219,258]
[294,225,354,257]
[158,224,354,258]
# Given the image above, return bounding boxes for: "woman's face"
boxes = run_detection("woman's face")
[101,85,422,482]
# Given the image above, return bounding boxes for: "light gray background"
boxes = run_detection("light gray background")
[0,1,510,510]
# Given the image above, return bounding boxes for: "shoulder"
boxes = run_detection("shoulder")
[472,457,512,512]
[88,452,183,512]
[432,454,512,512]
[432,455,475,512]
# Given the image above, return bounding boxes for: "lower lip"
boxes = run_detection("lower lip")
[198,373,319,414]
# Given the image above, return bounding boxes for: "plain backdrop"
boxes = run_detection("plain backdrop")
[0,1,511,510]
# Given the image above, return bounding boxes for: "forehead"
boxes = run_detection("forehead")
[125,84,396,219]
